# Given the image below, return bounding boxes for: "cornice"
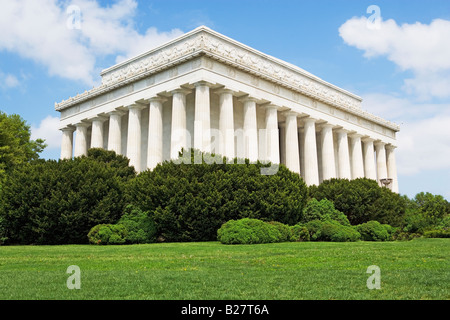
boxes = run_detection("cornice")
[54,26,400,132]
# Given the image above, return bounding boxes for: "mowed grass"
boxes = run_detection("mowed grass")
[0,239,448,300]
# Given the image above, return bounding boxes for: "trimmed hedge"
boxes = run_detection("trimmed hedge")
[0,149,135,245]
[87,224,127,245]
[304,220,361,242]
[217,218,289,245]
[355,221,393,241]
[423,229,450,238]
[127,149,308,242]
[302,198,350,226]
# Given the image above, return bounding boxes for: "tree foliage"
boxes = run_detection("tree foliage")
[126,149,308,242]
[309,178,406,226]
[0,149,135,244]
[0,111,46,180]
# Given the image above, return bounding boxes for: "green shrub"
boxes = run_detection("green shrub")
[118,205,157,244]
[302,198,350,226]
[218,218,287,245]
[305,220,360,242]
[268,221,294,242]
[88,224,127,245]
[0,149,135,245]
[309,178,406,226]
[355,221,391,241]
[127,149,308,242]
[290,224,310,242]
[423,229,450,238]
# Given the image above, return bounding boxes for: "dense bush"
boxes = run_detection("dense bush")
[309,178,406,226]
[302,198,350,226]
[423,229,450,238]
[217,218,286,245]
[126,149,308,242]
[290,224,310,242]
[304,220,360,242]
[403,192,449,234]
[355,221,394,241]
[117,205,157,244]
[0,149,135,244]
[87,224,127,245]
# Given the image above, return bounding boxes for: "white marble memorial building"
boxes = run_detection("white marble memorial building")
[56,26,400,193]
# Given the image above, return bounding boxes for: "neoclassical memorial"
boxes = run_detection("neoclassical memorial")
[55,26,400,193]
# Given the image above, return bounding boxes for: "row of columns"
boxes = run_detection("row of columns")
[60,83,398,192]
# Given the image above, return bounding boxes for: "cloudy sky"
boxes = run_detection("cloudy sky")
[0,0,449,199]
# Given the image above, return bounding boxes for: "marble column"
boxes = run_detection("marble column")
[265,104,280,165]
[147,96,166,170]
[336,129,351,179]
[386,144,399,193]
[362,137,377,180]
[375,141,388,186]
[303,118,319,186]
[217,89,235,160]
[74,122,90,158]
[241,96,259,162]
[60,127,75,160]
[171,89,190,159]
[90,116,108,149]
[284,111,300,174]
[349,133,365,179]
[279,123,286,166]
[194,81,212,153]
[320,124,336,181]
[126,104,146,172]
[107,110,125,155]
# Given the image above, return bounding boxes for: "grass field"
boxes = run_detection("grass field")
[0,239,448,300]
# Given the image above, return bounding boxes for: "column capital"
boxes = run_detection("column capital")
[302,117,318,124]
[263,103,281,111]
[281,110,299,117]
[215,88,237,96]
[361,136,375,143]
[148,95,168,104]
[319,123,335,130]
[385,144,397,150]
[88,115,109,123]
[60,125,75,132]
[348,132,364,139]
[192,80,215,88]
[170,88,191,96]
[374,140,386,148]
[126,103,147,111]
[335,127,349,134]
[238,95,260,104]
[75,121,91,128]
[107,109,126,117]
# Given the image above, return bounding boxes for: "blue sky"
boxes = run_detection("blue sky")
[0,0,449,200]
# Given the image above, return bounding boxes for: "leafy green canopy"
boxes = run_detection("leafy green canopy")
[0,149,135,244]
[309,178,406,226]
[0,111,46,179]
[126,149,308,242]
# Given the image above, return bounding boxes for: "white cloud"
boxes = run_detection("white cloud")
[339,17,450,100]
[361,93,450,176]
[0,0,183,85]
[31,115,61,150]
[0,71,20,89]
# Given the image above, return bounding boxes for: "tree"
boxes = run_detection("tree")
[309,178,406,226]
[0,149,136,244]
[126,149,308,242]
[0,111,46,179]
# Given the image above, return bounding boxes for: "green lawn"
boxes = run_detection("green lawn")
[0,239,448,300]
